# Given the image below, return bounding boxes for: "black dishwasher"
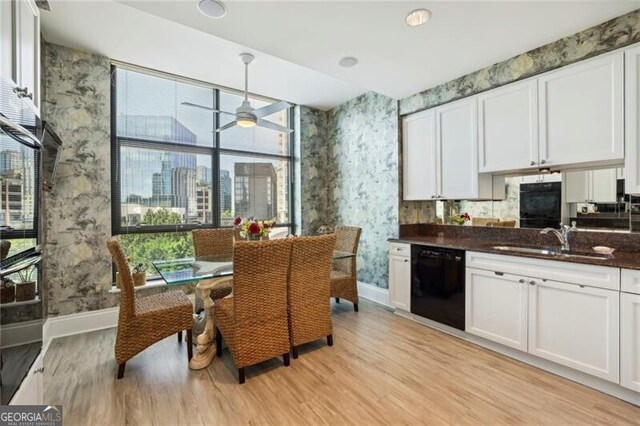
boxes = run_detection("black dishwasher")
[411,245,465,330]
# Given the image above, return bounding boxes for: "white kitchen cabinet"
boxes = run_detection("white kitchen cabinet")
[521,173,562,184]
[0,0,14,84]
[564,168,617,203]
[388,243,411,312]
[478,79,538,173]
[528,278,619,382]
[13,0,40,113]
[466,268,528,351]
[621,292,640,392]
[402,110,437,200]
[626,45,640,194]
[436,97,498,200]
[538,52,624,169]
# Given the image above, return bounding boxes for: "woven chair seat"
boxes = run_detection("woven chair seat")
[135,291,192,318]
[330,270,350,280]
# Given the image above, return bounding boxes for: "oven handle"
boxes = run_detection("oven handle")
[0,113,42,150]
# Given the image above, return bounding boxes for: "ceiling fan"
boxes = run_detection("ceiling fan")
[181,53,293,133]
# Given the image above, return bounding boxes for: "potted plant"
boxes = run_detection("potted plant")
[238,217,276,241]
[1,278,15,303]
[15,266,36,302]
[450,212,471,226]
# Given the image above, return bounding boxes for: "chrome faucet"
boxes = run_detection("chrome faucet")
[541,224,571,251]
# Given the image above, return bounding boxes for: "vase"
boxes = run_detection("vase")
[247,234,261,241]
[1,285,15,303]
[15,281,35,301]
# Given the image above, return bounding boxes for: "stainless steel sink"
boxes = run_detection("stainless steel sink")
[491,246,611,260]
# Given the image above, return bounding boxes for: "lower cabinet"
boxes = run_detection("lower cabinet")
[389,243,411,312]
[465,268,528,351]
[528,279,619,382]
[621,292,640,392]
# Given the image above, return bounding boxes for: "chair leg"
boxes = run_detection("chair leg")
[335,297,340,303]
[327,334,333,346]
[354,303,359,312]
[283,353,290,367]
[117,363,126,379]
[238,367,245,384]
[178,330,182,342]
[187,329,193,361]
[292,346,299,359]
[215,327,222,356]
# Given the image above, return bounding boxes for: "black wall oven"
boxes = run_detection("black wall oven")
[519,182,562,229]
[411,245,465,331]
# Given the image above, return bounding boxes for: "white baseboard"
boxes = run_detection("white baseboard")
[1,319,44,349]
[357,282,391,307]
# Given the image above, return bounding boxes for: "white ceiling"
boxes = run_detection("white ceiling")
[42,1,640,110]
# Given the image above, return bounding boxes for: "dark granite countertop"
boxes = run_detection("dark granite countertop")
[389,235,640,271]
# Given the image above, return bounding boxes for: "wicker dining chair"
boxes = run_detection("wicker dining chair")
[192,229,234,313]
[288,234,337,358]
[106,237,193,379]
[331,225,362,311]
[214,239,293,384]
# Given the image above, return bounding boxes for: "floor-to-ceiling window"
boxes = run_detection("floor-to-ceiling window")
[111,65,293,275]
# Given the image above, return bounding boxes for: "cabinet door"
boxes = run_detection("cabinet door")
[437,97,478,199]
[465,268,528,351]
[539,52,623,168]
[389,254,411,311]
[528,279,619,382]
[621,292,640,392]
[14,0,39,112]
[402,110,437,200]
[0,0,14,84]
[564,170,589,203]
[478,79,538,173]
[590,169,617,203]
[626,45,640,194]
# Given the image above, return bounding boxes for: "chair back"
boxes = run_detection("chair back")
[232,239,292,324]
[333,225,362,277]
[471,217,500,227]
[106,237,135,322]
[288,234,336,343]
[192,228,234,257]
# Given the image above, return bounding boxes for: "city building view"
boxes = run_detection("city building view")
[0,139,36,231]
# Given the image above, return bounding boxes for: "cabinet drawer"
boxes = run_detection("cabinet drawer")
[389,243,410,257]
[621,269,640,295]
[467,251,620,291]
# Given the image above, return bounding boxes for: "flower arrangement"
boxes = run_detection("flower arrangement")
[450,212,471,225]
[234,217,276,240]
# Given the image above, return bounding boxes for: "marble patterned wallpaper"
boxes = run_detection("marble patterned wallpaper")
[400,9,640,116]
[42,42,194,316]
[327,92,399,288]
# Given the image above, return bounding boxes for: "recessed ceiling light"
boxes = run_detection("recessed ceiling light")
[339,57,358,68]
[405,9,432,27]
[198,0,226,18]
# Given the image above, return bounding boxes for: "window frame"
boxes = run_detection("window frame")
[110,64,295,237]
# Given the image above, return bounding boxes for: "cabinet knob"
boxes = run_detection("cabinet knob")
[530,161,536,166]
[431,195,436,199]
[518,279,525,283]
[529,280,536,286]
[404,259,408,263]
[540,159,547,164]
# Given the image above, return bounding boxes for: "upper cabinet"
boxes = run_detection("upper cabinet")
[564,168,617,204]
[15,0,40,112]
[402,98,502,201]
[478,79,538,173]
[1,0,40,115]
[402,110,437,200]
[538,52,624,168]
[625,45,640,195]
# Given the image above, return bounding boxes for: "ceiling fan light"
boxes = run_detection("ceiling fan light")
[237,117,256,128]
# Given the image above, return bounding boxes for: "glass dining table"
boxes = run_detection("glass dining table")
[151,250,355,370]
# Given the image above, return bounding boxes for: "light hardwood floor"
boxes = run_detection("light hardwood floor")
[45,300,640,425]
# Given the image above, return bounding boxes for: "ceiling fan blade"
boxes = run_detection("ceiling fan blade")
[216,121,238,132]
[181,102,236,117]
[257,119,293,133]
[254,100,291,118]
